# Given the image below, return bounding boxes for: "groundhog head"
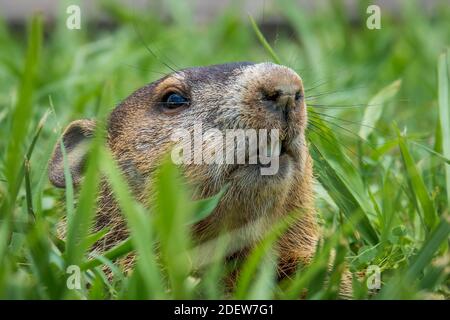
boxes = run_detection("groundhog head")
[48,62,311,238]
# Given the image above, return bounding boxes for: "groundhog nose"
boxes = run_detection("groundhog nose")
[261,83,302,113]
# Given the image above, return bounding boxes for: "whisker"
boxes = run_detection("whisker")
[305,86,367,99]
[122,63,169,76]
[308,115,375,150]
[308,110,378,132]
[307,98,409,109]
[307,120,382,169]
[304,80,329,93]
[307,103,374,109]
[306,122,361,160]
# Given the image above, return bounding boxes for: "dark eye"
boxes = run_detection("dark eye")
[163,92,189,109]
[295,91,302,101]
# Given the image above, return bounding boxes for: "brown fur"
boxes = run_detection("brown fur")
[49,62,352,298]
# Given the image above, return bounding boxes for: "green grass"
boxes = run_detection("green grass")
[0,1,449,299]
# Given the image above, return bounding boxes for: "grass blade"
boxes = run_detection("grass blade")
[406,217,450,279]
[359,79,401,140]
[248,15,281,64]
[438,52,450,207]
[100,148,166,299]
[396,126,438,231]
[1,14,42,219]
[81,238,132,271]
[188,184,228,225]
[309,131,379,245]
[64,136,101,267]
[64,82,111,274]
[153,158,193,299]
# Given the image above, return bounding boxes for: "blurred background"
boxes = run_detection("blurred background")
[0,0,443,23]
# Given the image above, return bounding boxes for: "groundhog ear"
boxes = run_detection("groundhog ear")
[48,119,96,188]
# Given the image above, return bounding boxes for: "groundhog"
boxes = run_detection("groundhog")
[48,62,352,297]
